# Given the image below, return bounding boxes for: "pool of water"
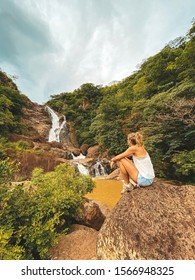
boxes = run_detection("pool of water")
[86,178,123,209]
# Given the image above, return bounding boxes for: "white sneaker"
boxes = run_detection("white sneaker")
[121,183,134,194]
[129,178,140,189]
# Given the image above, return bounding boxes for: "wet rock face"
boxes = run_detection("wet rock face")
[97,182,195,260]
[21,101,51,140]
[67,121,79,148]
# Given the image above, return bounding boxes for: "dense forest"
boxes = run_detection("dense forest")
[0,70,28,135]
[47,23,195,183]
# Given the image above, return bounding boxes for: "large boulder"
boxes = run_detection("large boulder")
[86,145,100,159]
[80,144,89,155]
[97,181,195,260]
[75,198,106,230]
[50,224,97,260]
[68,147,81,157]
[48,141,63,149]
[49,148,68,159]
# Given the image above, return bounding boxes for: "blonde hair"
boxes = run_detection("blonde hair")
[128,132,143,146]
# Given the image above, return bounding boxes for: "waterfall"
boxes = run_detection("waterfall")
[75,161,107,177]
[76,163,89,175]
[72,153,86,160]
[71,154,107,177]
[71,153,89,175]
[45,106,67,142]
[92,160,107,177]
[45,106,107,177]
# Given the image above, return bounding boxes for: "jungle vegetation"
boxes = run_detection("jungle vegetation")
[47,23,195,183]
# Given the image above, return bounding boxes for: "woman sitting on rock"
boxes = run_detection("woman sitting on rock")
[110,132,155,193]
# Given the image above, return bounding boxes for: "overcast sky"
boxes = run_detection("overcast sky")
[0,0,194,104]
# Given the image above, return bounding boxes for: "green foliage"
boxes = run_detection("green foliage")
[0,70,27,135]
[0,159,14,184]
[15,140,31,150]
[47,83,103,146]
[0,163,95,259]
[171,150,195,181]
[46,23,194,183]
[0,138,8,160]
[0,138,32,165]
[0,69,18,90]
[0,226,24,260]
[90,96,128,154]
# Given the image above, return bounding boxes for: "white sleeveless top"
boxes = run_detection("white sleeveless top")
[132,153,155,179]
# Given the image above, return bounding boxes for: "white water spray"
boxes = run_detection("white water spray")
[45,106,67,142]
[93,161,107,177]
[72,153,86,160]
[45,106,108,177]
[76,163,89,175]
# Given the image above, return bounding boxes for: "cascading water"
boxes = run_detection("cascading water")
[92,160,107,177]
[72,153,86,160]
[71,153,89,175]
[76,163,89,175]
[45,106,107,177]
[45,106,67,142]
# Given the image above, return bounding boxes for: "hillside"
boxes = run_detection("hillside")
[0,70,28,136]
[0,24,194,184]
[47,23,195,184]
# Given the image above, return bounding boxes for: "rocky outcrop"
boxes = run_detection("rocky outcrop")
[91,200,111,218]
[67,121,79,148]
[12,151,69,180]
[86,145,100,159]
[50,200,111,260]
[75,198,106,230]
[8,133,35,148]
[48,148,67,159]
[68,147,81,156]
[97,181,195,260]
[50,224,97,260]
[80,144,89,155]
[21,100,51,140]
[48,141,63,149]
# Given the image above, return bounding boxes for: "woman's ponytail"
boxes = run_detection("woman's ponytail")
[135,132,143,146]
[128,132,143,146]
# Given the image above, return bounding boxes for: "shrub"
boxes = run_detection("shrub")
[0,163,95,259]
[171,149,195,182]
[0,159,14,184]
[15,140,31,150]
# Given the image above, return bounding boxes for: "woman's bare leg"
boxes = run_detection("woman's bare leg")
[117,161,129,184]
[119,158,139,183]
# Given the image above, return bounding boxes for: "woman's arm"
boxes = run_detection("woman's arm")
[111,146,135,162]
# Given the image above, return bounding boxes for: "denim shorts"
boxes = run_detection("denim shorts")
[137,173,153,187]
